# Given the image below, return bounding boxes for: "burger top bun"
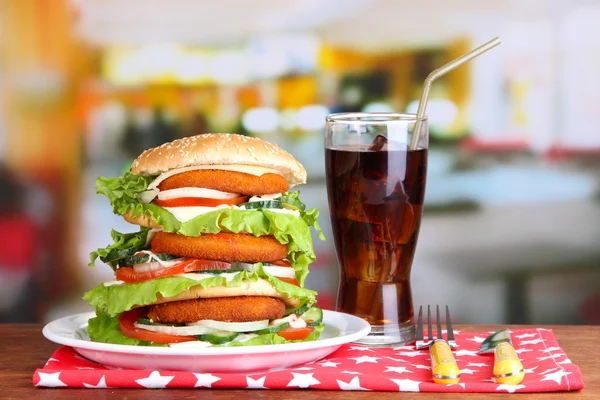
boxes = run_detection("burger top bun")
[131,133,307,186]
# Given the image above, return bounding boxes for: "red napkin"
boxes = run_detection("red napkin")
[33,328,584,392]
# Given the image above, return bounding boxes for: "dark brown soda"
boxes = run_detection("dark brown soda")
[326,146,427,326]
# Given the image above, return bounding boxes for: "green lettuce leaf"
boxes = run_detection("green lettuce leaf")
[88,228,151,268]
[96,173,181,232]
[253,263,316,310]
[87,310,324,346]
[83,270,317,317]
[87,308,147,346]
[229,324,325,346]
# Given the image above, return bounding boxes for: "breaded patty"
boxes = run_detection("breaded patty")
[148,296,286,323]
[151,232,287,262]
[157,170,288,195]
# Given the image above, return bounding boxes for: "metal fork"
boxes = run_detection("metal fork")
[415,305,457,349]
[416,305,461,384]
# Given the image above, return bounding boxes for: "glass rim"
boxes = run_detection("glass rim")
[326,112,427,123]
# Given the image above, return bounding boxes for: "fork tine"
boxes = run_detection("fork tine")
[427,305,432,345]
[436,305,443,341]
[416,306,423,341]
[446,305,457,349]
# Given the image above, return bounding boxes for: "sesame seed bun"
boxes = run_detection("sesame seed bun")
[131,133,307,186]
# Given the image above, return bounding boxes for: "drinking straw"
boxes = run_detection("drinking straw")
[409,37,502,150]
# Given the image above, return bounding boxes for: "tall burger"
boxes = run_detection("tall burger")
[84,133,324,346]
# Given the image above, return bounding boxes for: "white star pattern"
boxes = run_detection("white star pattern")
[453,349,479,357]
[392,345,414,351]
[349,355,381,364]
[448,383,466,389]
[459,368,478,375]
[384,366,413,374]
[464,336,486,344]
[524,365,539,373]
[36,372,67,387]
[390,378,421,392]
[516,333,537,339]
[442,329,461,335]
[395,351,423,358]
[538,367,560,375]
[481,378,497,383]
[516,348,533,354]
[410,363,432,370]
[135,371,174,389]
[467,362,488,368]
[193,373,221,388]
[558,359,572,365]
[293,367,314,371]
[320,361,340,368]
[497,384,526,393]
[387,356,405,362]
[337,376,369,390]
[348,346,374,352]
[246,376,266,389]
[44,357,59,366]
[521,338,544,345]
[537,354,564,362]
[341,371,362,375]
[541,346,561,353]
[286,373,321,388]
[541,369,571,385]
[83,376,109,389]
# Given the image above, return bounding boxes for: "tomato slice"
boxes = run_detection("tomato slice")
[118,308,196,344]
[276,326,314,341]
[155,196,248,207]
[276,277,300,286]
[116,259,232,283]
[268,259,292,268]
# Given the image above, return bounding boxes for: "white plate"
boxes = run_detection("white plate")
[43,310,371,372]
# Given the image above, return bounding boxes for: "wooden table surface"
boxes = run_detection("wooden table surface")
[1,324,598,399]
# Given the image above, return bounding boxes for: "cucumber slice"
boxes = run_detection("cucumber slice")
[133,322,217,336]
[191,319,269,332]
[239,200,283,210]
[277,196,306,212]
[283,303,311,317]
[254,321,290,335]
[300,307,323,326]
[197,331,239,344]
[118,253,178,268]
[137,318,184,327]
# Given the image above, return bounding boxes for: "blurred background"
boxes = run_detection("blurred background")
[0,0,599,325]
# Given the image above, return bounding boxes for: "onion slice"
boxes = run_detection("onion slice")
[190,319,269,332]
[262,265,296,278]
[158,187,240,200]
[133,322,218,336]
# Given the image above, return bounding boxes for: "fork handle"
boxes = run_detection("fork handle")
[430,340,461,384]
[493,342,524,385]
